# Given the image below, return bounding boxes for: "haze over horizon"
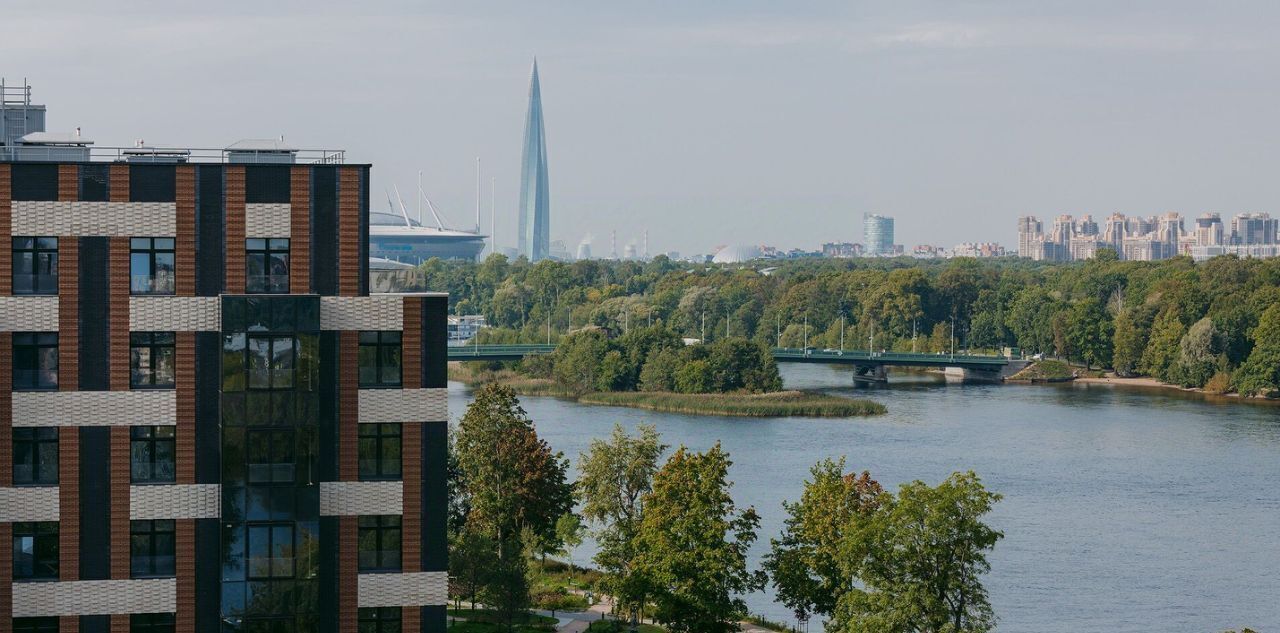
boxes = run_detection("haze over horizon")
[8,1,1280,256]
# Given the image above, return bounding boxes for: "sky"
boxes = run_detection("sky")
[8,1,1280,256]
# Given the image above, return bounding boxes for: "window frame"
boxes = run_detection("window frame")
[13,427,59,486]
[14,617,60,633]
[130,613,176,633]
[247,335,297,391]
[357,331,402,388]
[130,426,177,484]
[11,236,59,296]
[246,428,296,484]
[12,521,59,581]
[246,238,291,294]
[358,607,402,633]
[130,519,177,579]
[130,331,177,389]
[357,515,402,572]
[130,237,176,296]
[358,423,402,481]
[12,332,58,391]
[246,522,296,580]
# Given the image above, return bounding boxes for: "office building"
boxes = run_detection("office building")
[863,213,894,257]
[517,60,551,261]
[1,85,448,633]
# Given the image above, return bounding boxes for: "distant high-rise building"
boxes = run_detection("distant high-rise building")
[1195,213,1224,246]
[518,59,551,261]
[1017,216,1043,258]
[864,213,894,256]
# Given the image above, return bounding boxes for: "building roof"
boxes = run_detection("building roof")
[225,138,298,152]
[19,132,93,145]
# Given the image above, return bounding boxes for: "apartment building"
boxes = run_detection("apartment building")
[1,133,448,632]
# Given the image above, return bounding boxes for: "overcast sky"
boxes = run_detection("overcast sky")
[9,1,1280,255]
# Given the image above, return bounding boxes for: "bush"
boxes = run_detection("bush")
[1204,371,1232,395]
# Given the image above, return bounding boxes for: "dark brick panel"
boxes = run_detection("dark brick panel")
[194,332,221,485]
[79,427,111,580]
[78,237,111,391]
[422,296,448,389]
[196,166,225,296]
[422,421,448,572]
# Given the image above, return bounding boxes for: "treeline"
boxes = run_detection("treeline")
[449,384,1003,632]
[519,326,782,396]
[415,252,1280,396]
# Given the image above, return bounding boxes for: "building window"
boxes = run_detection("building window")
[130,519,176,578]
[358,608,402,633]
[358,423,402,481]
[12,332,58,390]
[130,426,176,484]
[246,238,290,294]
[130,613,175,633]
[13,428,58,486]
[244,165,292,203]
[130,237,176,295]
[11,237,58,295]
[247,336,296,390]
[10,164,58,201]
[247,523,295,579]
[130,331,177,388]
[129,165,176,202]
[14,617,59,633]
[358,331,401,387]
[246,429,295,484]
[12,521,58,580]
[358,515,401,572]
[79,164,110,202]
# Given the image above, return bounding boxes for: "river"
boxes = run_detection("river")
[447,364,1280,632]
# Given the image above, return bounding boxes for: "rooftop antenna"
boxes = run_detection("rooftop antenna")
[475,157,482,234]
[643,229,649,259]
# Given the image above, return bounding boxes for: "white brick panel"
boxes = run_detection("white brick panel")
[0,487,60,521]
[131,484,221,520]
[12,578,176,617]
[320,296,403,330]
[130,296,221,331]
[357,572,449,607]
[319,481,403,516]
[358,388,448,424]
[12,391,177,426]
[11,201,177,236]
[245,203,292,237]
[0,296,59,331]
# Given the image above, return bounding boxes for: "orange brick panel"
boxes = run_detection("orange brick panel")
[177,332,197,484]
[176,166,197,296]
[59,164,78,201]
[111,613,129,633]
[0,336,11,487]
[339,332,359,480]
[0,524,10,626]
[338,168,360,296]
[402,422,422,571]
[109,237,131,391]
[61,615,79,633]
[109,165,129,202]
[110,427,131,579]
[339,516,358,633]
[224,166,247,294]
[290,166,312,294]
[60,427,80,581]
[402,607,422,633]
[59,238,80,391]
[402,298,422,387]
[176,519,196,633]
[0,163,11,296]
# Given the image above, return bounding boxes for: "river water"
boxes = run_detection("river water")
[447,364,1280,632]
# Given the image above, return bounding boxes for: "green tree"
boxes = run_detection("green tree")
[1066,298,1113,369]
[1175,317,1220,388]
[1111,309,1147,377]
[454,384,574,555]
[554,512,586,572]
[448,527,496,610]
[634,444,764,633]
[674,359,715,394]
[1141,309,1186,382]
[482,537,532,631]
[639,348,682,391]
[764,459,884,622]
[578,424,668,622]
[835,471,1003,633]
[1234,303,1280,396]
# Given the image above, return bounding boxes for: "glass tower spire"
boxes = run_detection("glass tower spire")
[518,58,551,261]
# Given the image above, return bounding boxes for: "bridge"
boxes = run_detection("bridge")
[447,344,1022,381]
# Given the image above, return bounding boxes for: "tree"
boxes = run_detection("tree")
[1175,317,1220,388]
[633,444,764,633]
[578,424,668,621]
[482,537,532,631]
[1111,309,1146,377]
[555,512,586,575]
[835,471,1003,633]
[454,384,574,558]
[448,527,496,610]
[1066,298,1113,369]
[764,459,884,622]
[639,348,682,391]
[1141,310,1186,382]
[1234,303,1280,396]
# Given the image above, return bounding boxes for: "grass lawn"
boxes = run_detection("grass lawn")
[448,622,553,633]
[586,620,666,633]
[447,608,557,628]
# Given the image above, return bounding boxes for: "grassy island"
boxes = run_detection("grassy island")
[579,390,885,417]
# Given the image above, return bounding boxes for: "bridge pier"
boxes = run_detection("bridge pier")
[852,364,888,383]
[942,366,1003,384]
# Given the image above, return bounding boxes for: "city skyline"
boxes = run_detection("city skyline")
[9,2,1280,255]
[517,59,551,262]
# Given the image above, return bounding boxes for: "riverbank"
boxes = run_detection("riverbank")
[449,363,884,417]
[579,390,886,417]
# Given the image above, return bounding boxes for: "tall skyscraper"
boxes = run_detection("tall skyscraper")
[863,213,894,256]
[518,59,551,261]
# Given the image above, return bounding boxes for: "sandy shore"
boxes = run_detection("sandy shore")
[1075,375,1170,389]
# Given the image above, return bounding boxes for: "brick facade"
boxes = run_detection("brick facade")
[290,167,311,294]
[0,164,11,296]
[224,166,246,294]
[110,427,131,580]
[176,332,196,484]
[108,236,130,391]
[338,167,360,297]
[339,331,359,481]
[175,166,197,297]
[59,427,80,581]
[58,238,78,391]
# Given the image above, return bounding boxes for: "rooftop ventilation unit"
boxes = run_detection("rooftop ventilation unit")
[225,138,298,164]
